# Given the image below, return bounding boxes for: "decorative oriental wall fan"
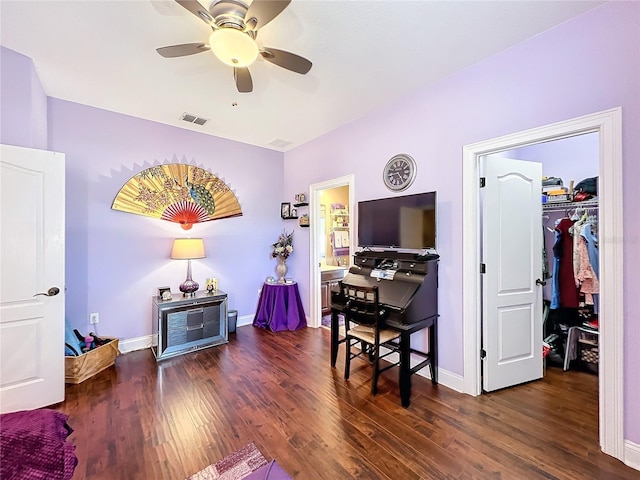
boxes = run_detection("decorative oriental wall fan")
[112,163,242,230]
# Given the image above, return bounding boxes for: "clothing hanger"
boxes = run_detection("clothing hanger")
[578,210,589,224]
[570,208,590,235]
[568,206,588,223]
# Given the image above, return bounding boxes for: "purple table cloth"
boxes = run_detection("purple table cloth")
[253,282,307,332]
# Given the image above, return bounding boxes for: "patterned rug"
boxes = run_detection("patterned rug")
[187,443,268,480]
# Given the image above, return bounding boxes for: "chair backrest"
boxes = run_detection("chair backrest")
[339,282,386,327]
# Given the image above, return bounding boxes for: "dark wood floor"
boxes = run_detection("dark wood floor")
[55,326,636,480]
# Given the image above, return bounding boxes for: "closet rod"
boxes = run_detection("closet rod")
[542,199,599,213]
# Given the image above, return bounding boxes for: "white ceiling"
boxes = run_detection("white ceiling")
[1,0,605,152]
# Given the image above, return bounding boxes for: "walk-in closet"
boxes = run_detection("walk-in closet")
[542,196,599,373]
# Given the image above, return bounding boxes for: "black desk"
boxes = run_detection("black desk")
[330,305,438,407]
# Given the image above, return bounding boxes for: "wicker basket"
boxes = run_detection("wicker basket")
[578,337,599,374]
[65,337,120,384]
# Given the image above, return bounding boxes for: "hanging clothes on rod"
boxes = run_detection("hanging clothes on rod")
[576,236,599,306]
[545,199,599,313]
[551,217,580,310]
[581,221,599,279]
[573,205,599,313]
[543,198,599,369]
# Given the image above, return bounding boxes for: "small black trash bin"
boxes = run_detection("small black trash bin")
[228,309,238,334]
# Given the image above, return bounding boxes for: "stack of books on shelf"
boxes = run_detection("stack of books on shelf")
[542,177,570,203]
[544,188,570,203]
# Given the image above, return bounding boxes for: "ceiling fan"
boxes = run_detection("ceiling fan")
[156,0,312,93]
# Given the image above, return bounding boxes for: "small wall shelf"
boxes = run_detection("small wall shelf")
[330,206,349,229]
[292,193,309,227]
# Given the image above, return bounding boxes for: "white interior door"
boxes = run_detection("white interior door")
[482,155,542,392]
[0,144,65,413]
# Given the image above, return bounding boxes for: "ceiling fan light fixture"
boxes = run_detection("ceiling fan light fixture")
[209,29,258,67]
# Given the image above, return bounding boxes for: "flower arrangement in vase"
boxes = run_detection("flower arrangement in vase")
[271,230,293,282]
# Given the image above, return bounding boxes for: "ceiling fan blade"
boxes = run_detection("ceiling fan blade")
[260,48,312,74]
[244,0,291,31]
[156,43,210,58]
[234,67,253,93]
[175,0,214,24]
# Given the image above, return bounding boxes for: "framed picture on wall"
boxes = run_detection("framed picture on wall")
[290,208,298,218]
[281,202,291,218]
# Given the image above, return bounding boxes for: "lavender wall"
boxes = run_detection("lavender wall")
[47,99,284,340]
[0,47,47,149]
[284,2,640,443]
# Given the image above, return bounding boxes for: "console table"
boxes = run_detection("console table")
[152,290,228,360]
[253,282,307,332]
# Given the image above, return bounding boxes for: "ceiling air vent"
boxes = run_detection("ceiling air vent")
[267,138,293,148]
[180,112,208,126]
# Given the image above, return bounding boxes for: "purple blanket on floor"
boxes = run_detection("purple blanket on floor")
[0,409,78,480]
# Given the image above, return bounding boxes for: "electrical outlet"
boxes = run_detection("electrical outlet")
[89,312,99,324]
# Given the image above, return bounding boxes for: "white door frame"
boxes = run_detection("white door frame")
[462,108,624,459]
[308,174,355,328]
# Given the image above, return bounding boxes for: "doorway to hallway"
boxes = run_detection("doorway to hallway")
[308,175,355,329]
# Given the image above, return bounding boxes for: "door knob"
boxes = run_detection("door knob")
[535,279,547,286]
[34,287,60,297]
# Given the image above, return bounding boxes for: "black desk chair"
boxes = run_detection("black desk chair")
[340,282,401,396]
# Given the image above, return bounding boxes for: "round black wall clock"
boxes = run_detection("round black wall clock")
[383,154,417,191]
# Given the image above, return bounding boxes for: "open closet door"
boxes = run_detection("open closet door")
[482,156,543,392]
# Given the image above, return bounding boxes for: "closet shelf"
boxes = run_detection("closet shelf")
[542,199,598,213]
